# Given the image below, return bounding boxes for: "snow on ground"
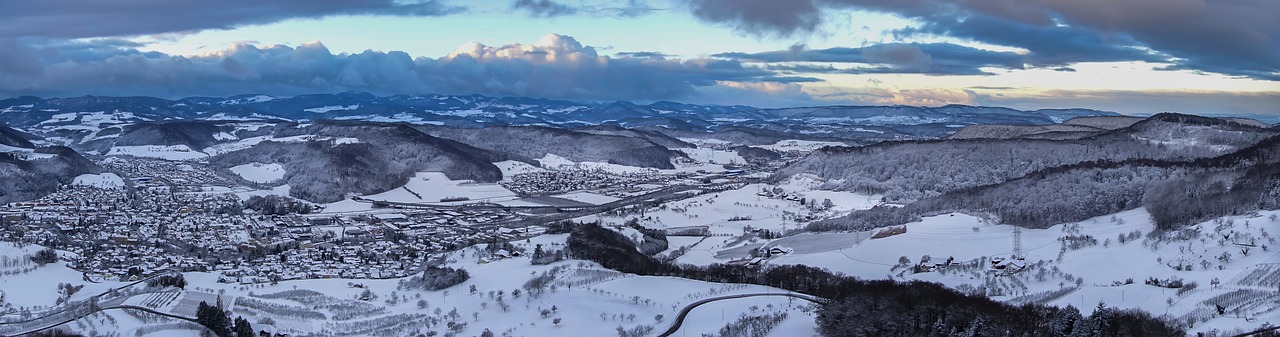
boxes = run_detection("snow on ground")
[303,105,360,113]
[551,192,619,205]
[496,160,548,179]
[667,296,816,337]
[755,140,846,152]
[107,145,209,160]
[676,147,746,165]
[123,233,813,337]
[229,184,292,201]
[323,172,522,211]
[755,208,1280,335]
[531,153,734,176]
[766,307,819,337]
[212,132,237,141]
[575,176,1279,334]
[229,162,285,183]
[579,183,878,266]
[596,182,876,237]
[40,112,78,124]
[0,243,125,309]
[537,154,660,175]
[31,111,141,141]
[0,144,57,160]
[203,135,360,156]
[219,95,275,105]
[72,173,125,189]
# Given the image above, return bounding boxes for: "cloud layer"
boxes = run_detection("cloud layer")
[0,35,803,104]
[0,0,464,39]
[716,43,1026,75]
[682,0,1278,80]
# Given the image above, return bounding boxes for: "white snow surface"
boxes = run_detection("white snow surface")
[756,139,846,152]
[72,173,125,189]
[676,147,746,165]
[107,145,209,160]
[0,144,56,160]
[303,105,361,113]
[551,192,620,205]
[323,172,523,211]
[229,162,285,183]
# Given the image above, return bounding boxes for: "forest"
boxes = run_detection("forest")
[210,122,504,203]
[807,130,1280,232]
[776,113,1277,203]
[419,125,684,169]
[565,222,1183,336]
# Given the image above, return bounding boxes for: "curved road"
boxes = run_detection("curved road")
[1,304,207,337]
[657,292,824,337]
[0,269,176,334]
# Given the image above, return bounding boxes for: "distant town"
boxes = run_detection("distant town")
[1,157,763,285]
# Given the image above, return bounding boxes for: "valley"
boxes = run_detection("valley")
[0,94,1276,337]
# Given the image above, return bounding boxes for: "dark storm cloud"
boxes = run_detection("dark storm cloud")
[717,43,1024,75]
[512,0,578,17]
[0,0,466,39]
[599,0,664,18]
[1031,0,1278,80]
[685,0,822,37]
[679,0,1279,80]
[0,35,796,102]
[512,0,661,18]
[892,15,1164,67]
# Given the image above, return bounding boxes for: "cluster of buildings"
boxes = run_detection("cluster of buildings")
[1,158,547,283]
[1,156,763,284]
[101,157,235,190]
[501,169,689,197]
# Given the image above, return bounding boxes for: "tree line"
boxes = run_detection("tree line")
[565,222,1182,336]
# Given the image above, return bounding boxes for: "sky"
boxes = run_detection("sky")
[0,0,1276,116]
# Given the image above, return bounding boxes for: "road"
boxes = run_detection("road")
[656,292,824,337]
[0,269,175,333]
[0,303,206,337]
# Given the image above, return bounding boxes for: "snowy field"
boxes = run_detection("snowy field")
[496,160,548,178]
[759,209,1280,335]
[106,145,209,160]
[9,140,1276,336]
[675,147,746,165]
[0,144,57,159]
[755,139,847,152]
[229,162,285,183]
[0,243,131,309]
[551,191,620,205]
[580,182,879,266]
[10,232,818,336]
[72,173,125,189]
[364,171,517,204]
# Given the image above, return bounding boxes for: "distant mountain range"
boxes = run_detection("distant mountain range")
[0,92,1133,142]
[2,93,1274,206]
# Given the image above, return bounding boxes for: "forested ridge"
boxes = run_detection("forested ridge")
[776,113,1277,202]
[809,134,1280,231]
[565,222,1183,336]
[419,125,684,169]
[212,122,504,203]
[0,144,100,204]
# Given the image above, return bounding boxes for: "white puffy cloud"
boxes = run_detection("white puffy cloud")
[0,34,806,103]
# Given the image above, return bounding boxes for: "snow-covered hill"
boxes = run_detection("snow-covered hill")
[0,93,1124,142]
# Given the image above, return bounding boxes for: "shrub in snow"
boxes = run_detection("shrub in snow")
[399,266,470,291]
